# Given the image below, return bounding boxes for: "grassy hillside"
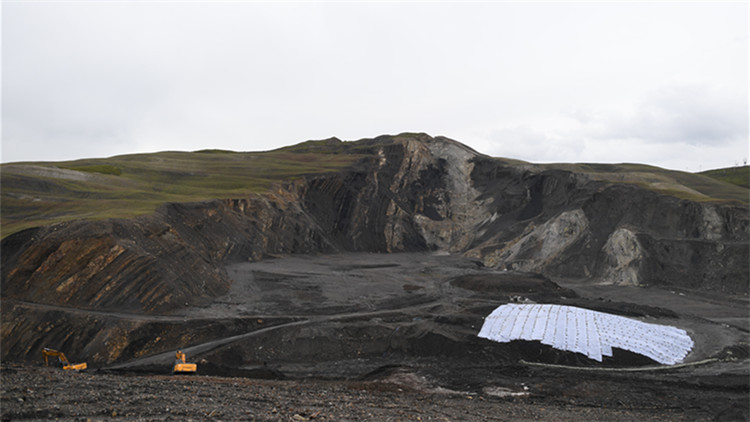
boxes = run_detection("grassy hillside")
[546,162,749,204]
[1,141,362,237]
[2,136,747,238]
[699,166,749,189]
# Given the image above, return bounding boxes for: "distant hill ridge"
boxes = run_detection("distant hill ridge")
[2,133,746,237]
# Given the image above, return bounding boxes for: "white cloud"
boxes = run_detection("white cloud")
[587,85,747,146]
[475,89,748,171]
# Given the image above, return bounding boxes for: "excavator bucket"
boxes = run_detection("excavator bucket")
[173,350,197,374]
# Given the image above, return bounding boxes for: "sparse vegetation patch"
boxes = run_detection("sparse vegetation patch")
[61,164,122,176]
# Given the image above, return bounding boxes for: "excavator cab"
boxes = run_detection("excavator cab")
[42,348,87,371]
[173,350,197,374]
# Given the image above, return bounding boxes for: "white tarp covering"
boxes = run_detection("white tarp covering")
[478,304,693,365]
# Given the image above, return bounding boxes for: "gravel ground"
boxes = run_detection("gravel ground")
[3,254,748,421]
[1,363,745,422]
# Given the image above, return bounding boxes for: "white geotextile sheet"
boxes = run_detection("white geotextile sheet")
[478,304,693,365]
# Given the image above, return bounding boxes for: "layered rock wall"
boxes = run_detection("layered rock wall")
[2,134,748,320]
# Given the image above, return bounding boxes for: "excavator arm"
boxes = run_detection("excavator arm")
[42,348,87,371]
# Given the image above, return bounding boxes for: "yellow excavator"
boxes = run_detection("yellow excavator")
[41,348,87,371]
[173,350,197,374]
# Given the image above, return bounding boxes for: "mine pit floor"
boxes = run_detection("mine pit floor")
[3,253,748,421]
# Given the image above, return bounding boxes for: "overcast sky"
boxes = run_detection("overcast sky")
[2,1,748,171]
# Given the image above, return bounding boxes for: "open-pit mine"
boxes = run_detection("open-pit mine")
[2,133,748,420]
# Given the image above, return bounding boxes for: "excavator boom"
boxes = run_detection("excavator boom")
[42,348,87,371]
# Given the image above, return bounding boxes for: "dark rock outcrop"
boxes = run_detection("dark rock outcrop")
[2,133,748,318]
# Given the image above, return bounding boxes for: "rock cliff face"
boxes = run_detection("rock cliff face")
[2,134,748,318]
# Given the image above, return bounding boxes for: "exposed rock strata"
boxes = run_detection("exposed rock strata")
[2,134,748,318]
[1,133,748,372]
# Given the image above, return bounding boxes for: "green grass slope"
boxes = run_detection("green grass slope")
[1,140,362,237]
[699,166,749,189]
[545,162,749,204]
[2,135,747,238]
